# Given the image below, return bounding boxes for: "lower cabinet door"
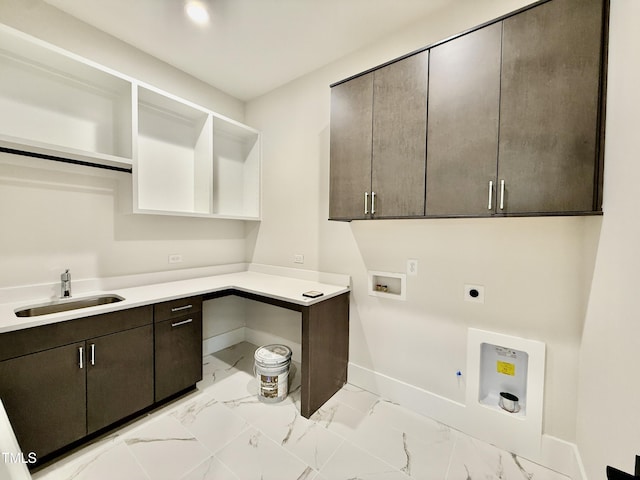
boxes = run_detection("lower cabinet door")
[0,342,87,460]
[154,313,202,402]
[86,325,154,434]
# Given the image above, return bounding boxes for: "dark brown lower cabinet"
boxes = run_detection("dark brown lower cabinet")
[0,305,153,463]
[86,325,154,434]
[154,312,203,402]
[0,342,87,459]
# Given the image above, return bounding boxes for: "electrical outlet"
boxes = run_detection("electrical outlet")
[168,254,183,264]
[294,254,304,264]
[464,284,485,303]
[407,259,418,276]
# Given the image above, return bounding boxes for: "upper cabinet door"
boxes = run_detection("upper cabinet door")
[329,73,373,220]
[371,51,428,218]
[497,0,605,214]
[426,23,502,216]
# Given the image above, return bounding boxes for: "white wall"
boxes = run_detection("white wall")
[0,0,249,288]
[245,0,602,449]
[577,1,640,478]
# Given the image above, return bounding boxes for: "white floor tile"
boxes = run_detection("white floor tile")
[123,416,211,480]
[319,441,410,480]
[322,383,380,413]
[446,433,570,480]
[310,398,368,439]
[180,456,240,480]
[231,397,344,470]
[171,394,250,454]
[348,412,453,479]
[215,428,314,480]
[35,443,149,480]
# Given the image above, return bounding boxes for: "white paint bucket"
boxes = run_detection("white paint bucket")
[254,344,292,403]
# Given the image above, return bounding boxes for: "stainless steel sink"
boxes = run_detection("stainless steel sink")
[15,294,125,317]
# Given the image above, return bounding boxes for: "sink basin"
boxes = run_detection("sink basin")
[15,294,125,317]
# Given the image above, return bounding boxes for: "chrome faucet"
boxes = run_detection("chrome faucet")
[61,269,71,298]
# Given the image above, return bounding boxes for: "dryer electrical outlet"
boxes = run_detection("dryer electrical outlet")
[464,284,485,303]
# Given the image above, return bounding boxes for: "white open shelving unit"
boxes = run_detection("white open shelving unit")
[0,24,261,221]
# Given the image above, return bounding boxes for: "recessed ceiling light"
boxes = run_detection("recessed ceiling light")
[185,1,210,25]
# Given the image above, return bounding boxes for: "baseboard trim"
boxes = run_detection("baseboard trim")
[202,327,302,363]
[203,327,246,356]
[244,328,302,363]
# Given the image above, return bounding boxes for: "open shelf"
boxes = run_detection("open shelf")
[136,87,212,215]
[134,88,261,220]
[212,115,261,219]
[0,25,133,169]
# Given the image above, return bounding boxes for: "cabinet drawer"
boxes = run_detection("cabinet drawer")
[154,296,202,323]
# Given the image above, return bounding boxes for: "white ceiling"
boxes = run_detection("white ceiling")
[43,0,453,101]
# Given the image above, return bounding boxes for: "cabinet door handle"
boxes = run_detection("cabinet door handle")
[79,346,84,369]
[499,179,505,210]
[171,304,193,312]
[171,318,193,328]
[364,192,369,215]
[90,343,95,366]
[488,180,493,210]
[371,192,376,215]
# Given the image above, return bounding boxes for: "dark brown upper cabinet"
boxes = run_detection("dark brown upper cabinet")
[426,23,502,216]
[330,51,428,220]
[497,0,606,214]
[329,74,373,220]
[329,0,608,220]
[371,51,428,218]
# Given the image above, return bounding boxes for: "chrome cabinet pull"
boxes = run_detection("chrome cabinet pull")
[171,318,193,328]
[364,192,369,215]
[171,304,193,312]
[371,192,376,215]
[488,180,493,210]
[90,343,95,366]
[79,346,83,369]
[499,179,505,210]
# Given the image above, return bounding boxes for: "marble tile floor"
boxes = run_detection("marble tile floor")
[32,342,569,480]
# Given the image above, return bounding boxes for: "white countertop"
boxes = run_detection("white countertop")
[0,269,350,334]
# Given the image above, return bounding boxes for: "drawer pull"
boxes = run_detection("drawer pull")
[171,304,193,312]
[171,318,193,328]
[364,192,369,215]
[371,191,376,215]
[79,346,83,369]
[90,343,95,366]
[499,179,505,210]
